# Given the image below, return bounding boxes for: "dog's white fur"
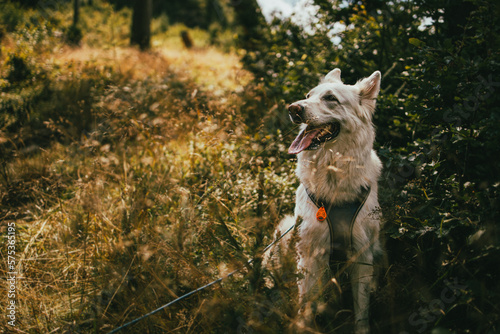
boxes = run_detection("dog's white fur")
[279,68,383,334]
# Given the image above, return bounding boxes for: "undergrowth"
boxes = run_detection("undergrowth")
[0,5,303,332]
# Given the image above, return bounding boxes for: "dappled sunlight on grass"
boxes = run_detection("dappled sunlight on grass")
[158,46,252,95]
[57,43,251,95]
[0,9,296,332]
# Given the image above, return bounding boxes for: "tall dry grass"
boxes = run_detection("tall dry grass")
[1,20,302,333]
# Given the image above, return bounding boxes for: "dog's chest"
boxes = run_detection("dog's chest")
[295,186,351,260]
[295,184,370,266]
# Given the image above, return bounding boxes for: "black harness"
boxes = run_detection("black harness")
[304,185,371,273]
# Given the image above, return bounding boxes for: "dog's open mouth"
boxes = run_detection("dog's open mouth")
[288,122,340,154]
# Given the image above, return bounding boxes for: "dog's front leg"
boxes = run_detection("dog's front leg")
[295,252,329,332]
[351,259,373,334]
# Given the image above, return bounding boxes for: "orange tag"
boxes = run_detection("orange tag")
[316,207,327,222]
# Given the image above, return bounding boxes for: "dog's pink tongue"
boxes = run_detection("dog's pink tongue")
[288,127,321,154]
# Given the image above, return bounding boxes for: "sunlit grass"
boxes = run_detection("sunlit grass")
[0,5,299,332]
[2,96,297,331]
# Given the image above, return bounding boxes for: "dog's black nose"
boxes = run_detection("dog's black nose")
[288,103,305,124]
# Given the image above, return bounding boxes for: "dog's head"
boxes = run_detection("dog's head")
[287,68,381,154]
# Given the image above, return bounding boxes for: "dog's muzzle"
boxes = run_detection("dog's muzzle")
[288,103,305,124]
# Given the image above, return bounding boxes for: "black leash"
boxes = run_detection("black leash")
[107,221,297,334]
[108,185,370,333]
[107,127,303,333]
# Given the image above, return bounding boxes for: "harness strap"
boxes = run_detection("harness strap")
[304,185,371,273]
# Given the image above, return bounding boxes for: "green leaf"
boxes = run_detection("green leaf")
[409,37,425,47]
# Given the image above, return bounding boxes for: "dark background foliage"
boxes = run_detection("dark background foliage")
[237,0,500,332]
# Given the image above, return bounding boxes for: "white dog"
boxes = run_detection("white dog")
[278,68,383,334]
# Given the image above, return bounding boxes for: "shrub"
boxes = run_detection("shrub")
[6,54,31,83]
[237,0,500,332]
[0,1,25,32]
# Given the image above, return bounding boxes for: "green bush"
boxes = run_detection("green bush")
[6,54,31,83]
[0,1,25,32]
[237,0,500,332]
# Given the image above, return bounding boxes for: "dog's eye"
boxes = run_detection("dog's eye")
[323,94,339,102]
[306,93,311,99]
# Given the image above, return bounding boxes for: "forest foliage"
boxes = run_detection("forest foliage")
[0,0,499,333]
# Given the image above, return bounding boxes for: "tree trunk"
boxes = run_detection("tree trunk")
[231,0,265,50]
[73,0,80,26]
[130,0,152,50]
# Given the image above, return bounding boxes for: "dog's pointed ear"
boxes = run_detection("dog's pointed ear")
[322,68,342,83]
[358,70,381,112]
